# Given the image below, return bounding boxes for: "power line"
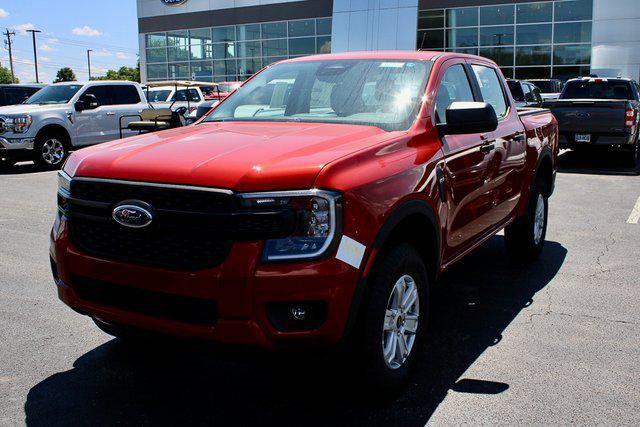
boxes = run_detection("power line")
[39,35,137,53]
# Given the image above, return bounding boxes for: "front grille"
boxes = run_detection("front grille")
[73,275,217,325]
[64,179,295,271]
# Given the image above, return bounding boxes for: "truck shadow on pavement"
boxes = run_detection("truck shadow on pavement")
[24,237,566,427]
[558,149,639,176]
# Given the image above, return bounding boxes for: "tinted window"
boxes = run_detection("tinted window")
[112,85,141,104]
[4,88,37,105]
[436,64,475,124]
[562,80,633,100]
[507,80,525,101]
[516,3,552,24]
[82,85,140,106]
[172,89,201,102]
[472,65,509,118]
[480,5,514,25]
[447,7,478,27]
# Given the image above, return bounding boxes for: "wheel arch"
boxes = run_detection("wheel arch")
[343,198,441,337]
[535,148,555,198]
[35,124,72,147]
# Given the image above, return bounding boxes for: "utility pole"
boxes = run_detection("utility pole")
[26,29,42,83]
[87,49,93,80]
[2,29,16,83]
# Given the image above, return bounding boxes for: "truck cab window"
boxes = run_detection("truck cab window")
[435,64,475,124]
[472,64,509,118]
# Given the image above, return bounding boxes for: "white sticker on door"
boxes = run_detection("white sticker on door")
[336,236,366,269]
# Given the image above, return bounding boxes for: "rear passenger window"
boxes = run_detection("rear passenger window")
[435,64,475,124]
[471,65,509,118]
[112,85,141,104]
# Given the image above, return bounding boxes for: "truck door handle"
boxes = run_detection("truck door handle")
[106,112,116,116]
[480,143,495,153]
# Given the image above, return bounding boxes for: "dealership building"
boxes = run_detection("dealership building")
[137,0,640,83]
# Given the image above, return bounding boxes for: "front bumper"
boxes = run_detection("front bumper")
[0,137,35,161]
[50,215,360,350]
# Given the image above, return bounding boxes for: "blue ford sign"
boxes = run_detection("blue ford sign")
[161,0,188,6]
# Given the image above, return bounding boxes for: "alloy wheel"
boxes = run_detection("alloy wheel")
[533,194,545,245]
[41,139,65,165]
[382,274,420,370]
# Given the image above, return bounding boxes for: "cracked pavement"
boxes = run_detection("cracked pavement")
[1,150,639,426]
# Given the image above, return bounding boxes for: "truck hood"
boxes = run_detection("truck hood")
[0,103,69,116]
[67,121,393,191]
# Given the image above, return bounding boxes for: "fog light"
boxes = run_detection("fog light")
[266,301,327,332]
[291,306,307,320]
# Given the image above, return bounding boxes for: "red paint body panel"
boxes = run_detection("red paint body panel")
[51,51,557,349]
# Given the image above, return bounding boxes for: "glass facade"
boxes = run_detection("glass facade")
[144,17,332,82]
[417,0,593,80]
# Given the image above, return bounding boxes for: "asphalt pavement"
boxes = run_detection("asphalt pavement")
[0,150,639,426]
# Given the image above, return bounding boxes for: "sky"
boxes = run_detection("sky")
[0,0,139,83]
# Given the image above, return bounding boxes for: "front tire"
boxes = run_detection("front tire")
[505,181,548,262]
[33,132,69,170]
[356,244,429,393]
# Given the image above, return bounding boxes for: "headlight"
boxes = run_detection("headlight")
[239,190,341,261]
[11,115,32,134]
[57,171,72,214]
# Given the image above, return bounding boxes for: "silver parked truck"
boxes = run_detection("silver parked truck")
[0,81,147,169]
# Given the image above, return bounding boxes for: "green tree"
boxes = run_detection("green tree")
[54,67,77,83]
[0,65,18,84]
[92,65,140,83]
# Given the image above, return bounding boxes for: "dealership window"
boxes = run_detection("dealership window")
[417,1,593,82]
[145,17,332,82]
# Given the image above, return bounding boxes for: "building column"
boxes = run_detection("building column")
[331,0,419,53]
[591,0,640,80]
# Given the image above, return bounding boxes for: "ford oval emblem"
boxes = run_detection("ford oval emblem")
[576,112,591,119]
[161,0,188,6]
[112,204,154,229]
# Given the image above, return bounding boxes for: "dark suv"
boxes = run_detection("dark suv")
[0,85,43,107]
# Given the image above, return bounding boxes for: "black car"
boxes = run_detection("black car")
[507,80,544,108]
[0,84,44,106]
[544,77,640,165]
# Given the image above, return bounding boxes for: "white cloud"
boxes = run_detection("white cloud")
[92,49,112,57]
[0,8,9,18]
[47,37,59,44]
[72,26,102,37]
[11,23,36,35]
[40,44,55,52]
[40,56,51,62]
[116,52,128,59]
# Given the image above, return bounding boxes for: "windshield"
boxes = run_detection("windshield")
[26,85,83,105]
[528,80,557,93]
[147,90,172,102]
[507,81,525,101]
[562,80,634,100]
[204,59,432,131]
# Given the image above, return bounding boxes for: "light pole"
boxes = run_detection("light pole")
[26,29,42,83]
[87,49,93,80]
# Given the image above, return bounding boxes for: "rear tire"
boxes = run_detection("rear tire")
[354,243,429,395]
[627,139,639,170]
[33,131,69,170]
[505,181,548,262]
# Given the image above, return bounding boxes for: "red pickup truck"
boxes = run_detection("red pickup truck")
[51,51,557,389]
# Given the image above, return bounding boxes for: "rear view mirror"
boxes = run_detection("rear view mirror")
[439,102,498,135]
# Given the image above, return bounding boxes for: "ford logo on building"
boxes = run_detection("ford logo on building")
[161,0,188,6]
[112,203,154,229]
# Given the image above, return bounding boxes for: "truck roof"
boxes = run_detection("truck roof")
[285,50,451,63]
[51,80,140,86]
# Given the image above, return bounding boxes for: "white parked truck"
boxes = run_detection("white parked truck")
[0,81,147,169]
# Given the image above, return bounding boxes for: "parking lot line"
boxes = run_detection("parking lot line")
[627,197,640,224]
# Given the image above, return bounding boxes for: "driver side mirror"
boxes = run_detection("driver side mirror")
[74,94,99,112]
[438,102,498,135]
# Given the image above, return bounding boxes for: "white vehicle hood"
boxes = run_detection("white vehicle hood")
[0,103,70,116]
